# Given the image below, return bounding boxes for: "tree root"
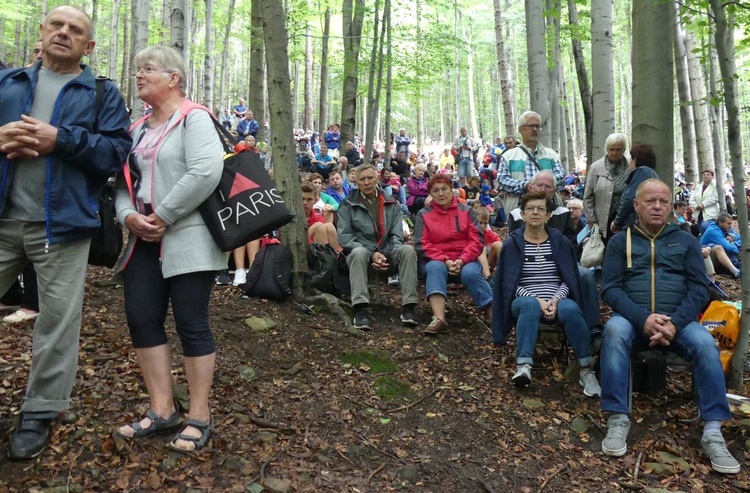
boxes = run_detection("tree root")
[302,293,361,335]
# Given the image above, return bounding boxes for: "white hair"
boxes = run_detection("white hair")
[517,111,541,128]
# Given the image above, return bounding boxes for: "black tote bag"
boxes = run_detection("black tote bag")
[199,120,295,251]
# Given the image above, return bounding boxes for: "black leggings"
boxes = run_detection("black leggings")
[123,240,216,357]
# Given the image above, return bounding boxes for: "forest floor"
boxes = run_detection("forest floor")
[0,260,748,492]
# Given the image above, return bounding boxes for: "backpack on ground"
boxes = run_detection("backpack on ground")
[243,239,293,301]
[307,242,337,293]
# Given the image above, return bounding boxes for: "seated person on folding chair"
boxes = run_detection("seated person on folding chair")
[599,179,739,474]
[337,164,419,331]
[491,191,600,397]
[700,213,742,279]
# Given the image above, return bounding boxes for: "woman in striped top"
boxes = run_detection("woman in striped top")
[492,191,600,397]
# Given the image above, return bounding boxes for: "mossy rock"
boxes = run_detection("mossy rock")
[340,350,398,373]
[373,376,413,400]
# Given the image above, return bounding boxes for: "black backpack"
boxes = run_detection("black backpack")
[243,241,293,301]
[307,242,337,293]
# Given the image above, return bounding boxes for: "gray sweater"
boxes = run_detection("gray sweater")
[115,104,228,278]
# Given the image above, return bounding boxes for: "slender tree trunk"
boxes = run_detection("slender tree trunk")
[303,3,314,131]
[383,1,392,162]
[131,0,149,120]
[708,30,726,193]
[525,0,551,136]
[203,0,215,113]
[463,23,479,140]
[590,0,615,161]
[546,0,561,152]
[218,0,236,115]
[493,0,515,136]
[170,0,187,58]
[120,0,131,99]
[673,7,698,185]
[631,0,674,182]
[89,0,98,72]
[453,0,459,137]
[416,0,424,148]
[317,7,330,133]
[567,0,592,166]
[259,0,307,298]
[249,0,266,141]
[364,0,384,163]
[108,0,121,81]
[685,33,715,177]
[340,0,366,146]
[709,0,748,390]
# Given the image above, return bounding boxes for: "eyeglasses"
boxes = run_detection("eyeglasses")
[134,66,170,77]
[524,206,547,213]
[520,124,543,130]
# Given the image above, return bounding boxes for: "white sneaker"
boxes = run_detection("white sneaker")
[702,432,741,474]
[232,269,247,286]
[602,415,631,457]
[579,367,601,397]
[512,364,532,387]
[387,275,400,286]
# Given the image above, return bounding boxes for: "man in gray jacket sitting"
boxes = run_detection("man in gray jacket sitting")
[337,164,419,331]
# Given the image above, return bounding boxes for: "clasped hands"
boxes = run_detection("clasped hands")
[643,313,676,347]
[0,115,58,159]
[536,297,559,321]
[125,213,167,243]
[371,252,390,272]
[444,258,464,277]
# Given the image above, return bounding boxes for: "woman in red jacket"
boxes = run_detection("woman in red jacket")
[414,174,493,335]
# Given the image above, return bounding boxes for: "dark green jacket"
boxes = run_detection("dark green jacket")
[337,188,404,259]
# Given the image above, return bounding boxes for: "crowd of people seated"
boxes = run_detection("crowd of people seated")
[185,109,746,474]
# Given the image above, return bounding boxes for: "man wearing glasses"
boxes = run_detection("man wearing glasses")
[497,111,565,213]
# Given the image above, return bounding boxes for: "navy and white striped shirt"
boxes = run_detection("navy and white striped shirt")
[516,239,569,300]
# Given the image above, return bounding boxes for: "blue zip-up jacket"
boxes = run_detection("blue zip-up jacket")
[602,223,708,332]
[237,117,259,138]
[492,226,582,346]
[0,62,132,245]
[700,220,741,256]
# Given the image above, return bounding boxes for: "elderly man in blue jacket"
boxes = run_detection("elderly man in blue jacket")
[700,213,742,278]
[599,179,739,474]
[0,6,132,459]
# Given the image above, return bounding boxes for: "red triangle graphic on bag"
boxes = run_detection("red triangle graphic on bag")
[228,172,260,198]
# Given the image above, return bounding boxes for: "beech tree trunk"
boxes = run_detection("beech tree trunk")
[708,32,726,195]
[317,7,330,133]
[249,0,266,142]
[525,0,551,137]
[567,0,592,164]
[673,8,698,185]
[170,0,187,58]
[364,0,385,163]
[218,0,236,115]
[493,0,515,136]
[108,0,120,81]
[303,3,314,131]
[462,22,479,140]
[260,0,307,298]
[685,33,715,175]
[709,0,748,390]
[546,0,561,152]
[631,0,673,182]
[340,0,366,146]
[203,0,214,112]
[131,0,149,120]
[590,0,615,160]
[383,2,392,162]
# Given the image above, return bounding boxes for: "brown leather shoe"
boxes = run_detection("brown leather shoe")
[423,316,448,335]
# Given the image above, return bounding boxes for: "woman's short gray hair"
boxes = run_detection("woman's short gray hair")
[134,46,188,95]
[414,163,427,173]
[604,133,628,150]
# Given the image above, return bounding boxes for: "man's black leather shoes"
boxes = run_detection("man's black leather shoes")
[9,413,52,460]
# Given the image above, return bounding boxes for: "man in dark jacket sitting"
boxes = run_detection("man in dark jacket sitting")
[599,179,739,474]
[337,164,419,331]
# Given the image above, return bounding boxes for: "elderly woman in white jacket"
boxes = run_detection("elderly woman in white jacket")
[582,133,629,240]
[114,46,226,453]
[689,169,720,234]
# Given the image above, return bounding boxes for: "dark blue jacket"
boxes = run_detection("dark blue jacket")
[237,118,259,137]
[492,226,582,346]
[602,223,708,332]
[0,63,132,245]
[613,166,659,228]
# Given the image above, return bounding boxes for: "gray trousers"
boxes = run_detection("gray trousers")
[346,245,419,307]
[0,219,90,414]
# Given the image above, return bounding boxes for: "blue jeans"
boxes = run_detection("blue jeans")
[600,314,731,420]
[578,265,603,334]
[424,260,492,309]
[510,296,592,367]
[457,157,474,179]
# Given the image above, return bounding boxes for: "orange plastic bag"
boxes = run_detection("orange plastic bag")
[700,301,741,373]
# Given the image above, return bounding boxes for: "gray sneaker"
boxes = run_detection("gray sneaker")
[512,364,532,388]
[579,367,601,397]
[701,432,740,474]
[602,415,631,457]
